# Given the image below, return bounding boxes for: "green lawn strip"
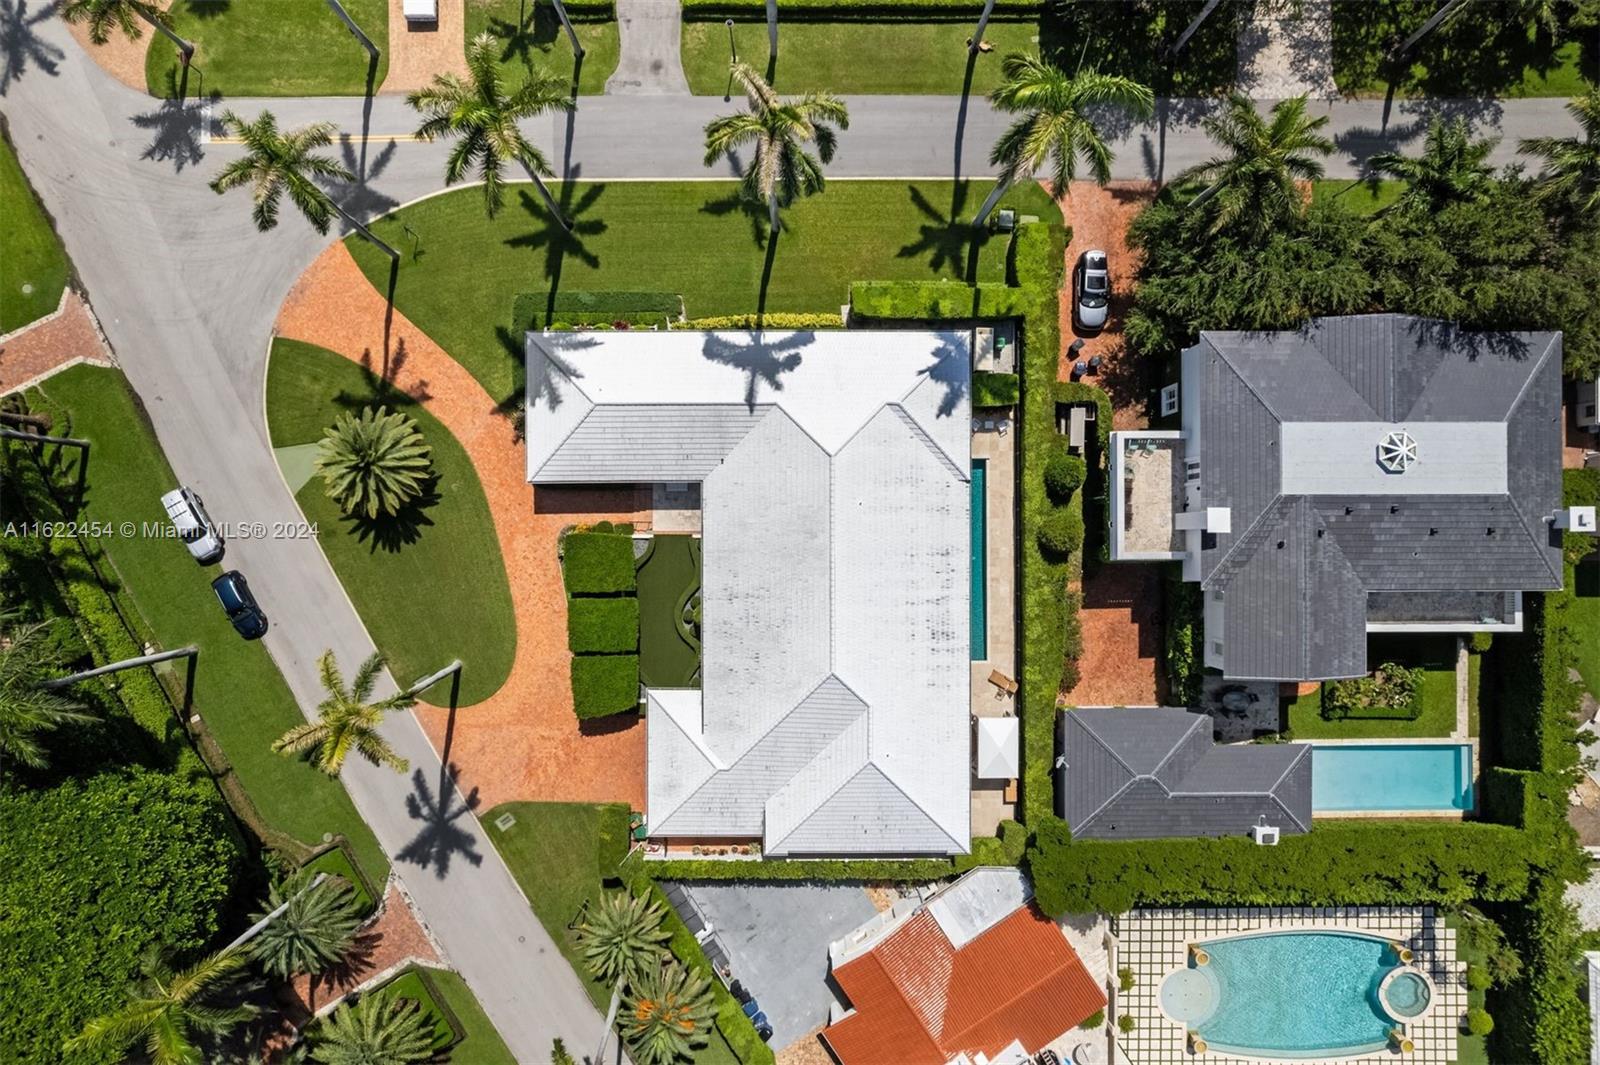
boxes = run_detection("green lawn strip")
[465,0,619,95]
[1449,911,1490,1065]
[0,123,70,333]
[1467,651,1481,739]
[147,0,389,97]
[28,364,390,884]
[1285,634,1460,740]
[265,338,516,707]
[345,180,1062,405]
[636,534,700,687]
[425,970,521,1065]
[680,20,1039,95]
[1311,179,1405,216]
[302,843,380,915]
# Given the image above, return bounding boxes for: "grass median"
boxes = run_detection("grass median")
[0,123,70,333]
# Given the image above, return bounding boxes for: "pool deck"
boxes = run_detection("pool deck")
[971,418,1018,835]
[1117,907,1465,1065]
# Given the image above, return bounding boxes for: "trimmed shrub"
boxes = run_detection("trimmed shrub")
[1037,506,1084,557]
[849,281,1026,321]
[1469,631,1494,654]
[568,597,639,654]
[571,655,639,719]
[1466,964,1492,992]
[549,0,614,18]
[973,371,1020,408]
[562,532,637,595]
[1466,1007,1494,1037]
[1043,451,1086,501]
[674,313,844,330]
[683,0,1040,20]
[515,290,682,329]
[1117,1014,1136,1034]
[1079,1009,1104,1030]
[1118,967,1135,992]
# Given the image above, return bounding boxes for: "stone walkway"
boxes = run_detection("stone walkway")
[1235,0,1337,100]
[606,0,689,95]
[0,290,114,396]
[287,882,443,1016]
[379,0,468,94]
[275,243,646,812]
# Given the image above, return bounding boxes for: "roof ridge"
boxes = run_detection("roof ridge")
[764,715,871,852]
[1064,713,1140,833]
[1501,491,1563,588]
[938,907,1091,1048]
[1203,493,1292,590]
[1501,330,1559,426]
[870,757,968,854]
[888,402,968,481]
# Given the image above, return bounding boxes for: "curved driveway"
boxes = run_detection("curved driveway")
[0,13,1584,1063]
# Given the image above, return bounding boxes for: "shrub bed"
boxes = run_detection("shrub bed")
[568,597,640,654]
[1321,662,1424,721]
[571,654,640,719]
[1043,450,1086,500]
[682,0,1039,20]
[514,290,683,329]
[1162,567,1203,707]
[562,532,637,595]
[973,370,1020,408]
[673,312,845,330]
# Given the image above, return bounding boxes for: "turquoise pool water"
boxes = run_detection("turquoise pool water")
[1312,743,1474,812]
[1168,932,1401,1057]
[970,461,987,661]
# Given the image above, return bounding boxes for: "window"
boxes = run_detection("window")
[1211,641,1224,655]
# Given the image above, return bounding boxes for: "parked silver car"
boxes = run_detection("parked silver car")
[160,486,224,565]
[1074,249,1110,331]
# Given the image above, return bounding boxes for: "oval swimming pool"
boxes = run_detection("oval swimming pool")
[1159,930,1407,1058]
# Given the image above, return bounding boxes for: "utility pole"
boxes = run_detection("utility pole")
[222,873,329,953]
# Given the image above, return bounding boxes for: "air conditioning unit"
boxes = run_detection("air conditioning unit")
[1251,824,1280,846]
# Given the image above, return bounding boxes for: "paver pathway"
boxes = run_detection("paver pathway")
[606,0,689,95]
[1235,0,1337,100]
[379,0,468,94]
[0,290,114,395]
[276,242,647,812]
[287,883,442,1015]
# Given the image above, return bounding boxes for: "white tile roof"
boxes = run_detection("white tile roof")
[527,330,973,855]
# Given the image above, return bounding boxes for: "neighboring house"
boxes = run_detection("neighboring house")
[822,868,1105,1065]
[525,330,973,856]
[1110,315,1564,681]
[1059,707,1311,839]
[1578,376,1599,434]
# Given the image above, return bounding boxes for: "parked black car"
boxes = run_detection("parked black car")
[212,570,268,640]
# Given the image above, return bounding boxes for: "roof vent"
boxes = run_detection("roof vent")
[1377,429,1417,474]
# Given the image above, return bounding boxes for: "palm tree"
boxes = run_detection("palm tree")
[309,989,435,1065]
[407,31,574,225]
[272,650,415,776]
[60,0,193,65]
[248,871,363,981]
[577,891,672,1064]
[974,54,1154,226]
[703,62,849,233]
[64,948,257,1065]
[1521,87,1600,215]
[0,614,95,775]
[1179,92,1334,235]
[1367,116,1497,213]
[209,110,397,258]
[314,406,433,519]
[622,961,718,1065]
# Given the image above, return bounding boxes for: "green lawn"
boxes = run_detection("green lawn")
[484,802,743,1065]
[147,0,389,97]
[636,535,699,688]
[1448,911,1490,1065]
[345,179,1061,405]
[27,365,389,885]
[681,20,1040,95]
[465,0,619,95]
[1285,634,1460,740]
[0,126,70,334]
[427,969,521,1065]
[1311,179,1405,216]
[266,338,516,708]
[1572,559,1600,697]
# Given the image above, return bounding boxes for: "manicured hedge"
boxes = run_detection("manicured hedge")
[973,370,1020,408]
[1043,450,1086,499]
[850,280,1026,320]
[683,0,1039,21]
[568,597,640,654]
[1162,566,1204,707]
[1037,505,1084,557]
[673,313,845,330]
[562,532,637,595]
[549,0,615,18]
[571,654,639,719]
[0,770,242,1063]
[514,290,682,329]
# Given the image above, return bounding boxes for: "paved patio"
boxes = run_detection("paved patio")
[972,413,1018,834]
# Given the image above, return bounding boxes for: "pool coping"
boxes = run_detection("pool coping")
[1306,738,1478,819]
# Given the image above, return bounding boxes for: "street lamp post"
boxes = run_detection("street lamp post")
[725,19,737,101]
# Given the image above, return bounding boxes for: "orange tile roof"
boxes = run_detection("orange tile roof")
[821,902,1106,1065]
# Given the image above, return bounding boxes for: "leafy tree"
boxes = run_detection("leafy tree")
[272,650,415,776]
[60,0,192,63]
[309,989,436,1065]
[551,1038,577,1065]
[577,891,671,985]
[1521,87,1600,216]
[1179,93,1333,236]
[1367,115,1497,214]
[209,111,353,235]
[703,62,849,234]
[407,31,574,223]
[248,871,363,980]
[622,961,718,1065]
[314,406,433,520]
[975,54,1153,225]
[64,948,257,1065]
[0,613,95,774]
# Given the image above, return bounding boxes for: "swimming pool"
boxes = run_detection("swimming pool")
[970,461,986,661]
[1311,743,1474,813]
[1160,931,1413,1058]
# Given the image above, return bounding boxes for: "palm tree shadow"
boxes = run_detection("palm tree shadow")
[129,72,217,172]
[699,188,770,250]
[487,0,560,70]
[395,763,485,879]
[323,134,399,222]
[700,329,814,411]
[503,174,607,326]
[0,0,63,97]
[919,333,970,417]
[352,336,431,405]
[897,183,985,283]
[306,928,381,1011]
[340,477,440,554]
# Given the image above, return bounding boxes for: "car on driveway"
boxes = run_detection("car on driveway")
[161,486,224,565]
[1074,249,1110,331]
[212,571,268,640]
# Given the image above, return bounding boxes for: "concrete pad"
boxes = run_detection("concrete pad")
[274,441,323,495]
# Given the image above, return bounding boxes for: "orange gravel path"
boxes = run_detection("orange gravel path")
[63,2,166,91]
[275,243,645,811]
[0,291,114,396]
[379,0,469,93]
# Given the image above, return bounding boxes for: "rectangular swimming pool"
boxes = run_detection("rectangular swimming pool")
[971,461,986,661]
[1311,743,1474,813]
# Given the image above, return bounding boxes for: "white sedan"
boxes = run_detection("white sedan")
[1074,249,1110,331]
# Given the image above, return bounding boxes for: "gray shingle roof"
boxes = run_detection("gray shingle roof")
[1060,708,1312,840]
[1188,315,1563,681]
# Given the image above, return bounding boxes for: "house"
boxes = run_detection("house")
[1109,315,1564,681]
[1058,707,1311,839]
[525,330,973,856]
[822,868,1106,1065]
[1578,375,1599,433]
